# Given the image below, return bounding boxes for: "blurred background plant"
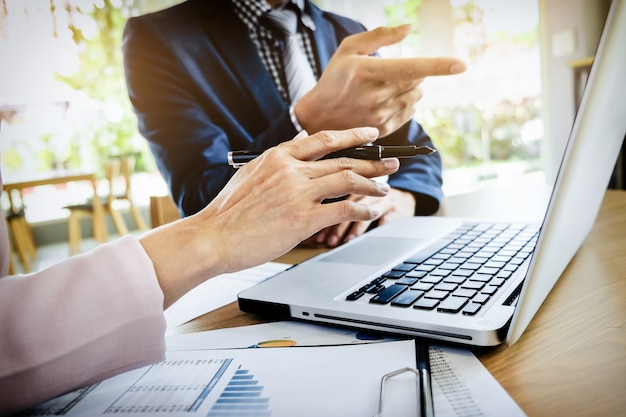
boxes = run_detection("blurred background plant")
[0,0,151,177]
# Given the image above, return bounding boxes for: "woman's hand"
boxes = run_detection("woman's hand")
[140,127,400,308]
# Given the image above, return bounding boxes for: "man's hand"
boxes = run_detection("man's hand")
[295,24,466,137]
[313,187,416,247]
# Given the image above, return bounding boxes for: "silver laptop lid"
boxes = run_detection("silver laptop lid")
[506,0,626,345]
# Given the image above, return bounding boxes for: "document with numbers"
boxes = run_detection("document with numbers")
[19,322,526,417]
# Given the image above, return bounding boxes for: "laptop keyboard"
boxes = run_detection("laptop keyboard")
[345,223,540,316]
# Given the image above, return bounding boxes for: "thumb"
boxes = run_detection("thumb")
[339,24,412,56]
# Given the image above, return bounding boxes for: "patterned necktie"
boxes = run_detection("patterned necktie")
[262,7,316,104]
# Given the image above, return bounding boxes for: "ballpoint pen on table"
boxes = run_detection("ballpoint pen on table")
[227,144,437,168]
[416,339,435,417]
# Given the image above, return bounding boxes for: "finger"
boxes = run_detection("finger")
[312,169,391,202]
[364,56,466,81]
[287,127,379,162]
[324,221,352,247]
[318,201,380,240]
[341,219,374,244]
[340,25,413,56]
[305,157,399,181]
[314,226,331,244]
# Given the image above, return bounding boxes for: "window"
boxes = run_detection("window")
[317,0,543,195]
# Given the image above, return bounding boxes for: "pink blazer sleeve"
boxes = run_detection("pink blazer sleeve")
[0,235,167,415]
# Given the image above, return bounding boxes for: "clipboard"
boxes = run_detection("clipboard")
[374,339,435,417]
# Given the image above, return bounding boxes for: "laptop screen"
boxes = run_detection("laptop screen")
[506,0,626,345]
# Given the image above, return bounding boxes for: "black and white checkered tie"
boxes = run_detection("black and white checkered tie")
[262,7,316,104]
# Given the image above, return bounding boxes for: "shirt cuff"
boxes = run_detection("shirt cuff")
[289,104,305,132]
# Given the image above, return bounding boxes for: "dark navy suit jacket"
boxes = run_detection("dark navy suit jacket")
[123,0,443,216]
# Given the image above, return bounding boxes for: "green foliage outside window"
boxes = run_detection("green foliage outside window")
[54,0,152,173]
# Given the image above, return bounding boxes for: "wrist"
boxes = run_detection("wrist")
[139,216,223,309]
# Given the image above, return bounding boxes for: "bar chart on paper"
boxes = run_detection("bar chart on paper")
[105,358,271,415]
[206,368,270,416]
[19,354,272,416]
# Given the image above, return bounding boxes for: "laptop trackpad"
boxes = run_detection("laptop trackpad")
[319,237,421,266]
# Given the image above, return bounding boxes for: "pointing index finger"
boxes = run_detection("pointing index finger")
[368,56,467,80]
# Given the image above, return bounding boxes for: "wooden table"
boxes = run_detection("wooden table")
[169,188,626,417]
[3,171,102,212]
[2,172,106,264]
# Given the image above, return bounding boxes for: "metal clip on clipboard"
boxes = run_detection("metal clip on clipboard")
[374,340,435,417]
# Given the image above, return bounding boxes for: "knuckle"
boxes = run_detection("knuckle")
[336,157,356,171]
[341,169,359,188]
[338,200,355,219]
[315,130,339,149]
[368,108,390,128]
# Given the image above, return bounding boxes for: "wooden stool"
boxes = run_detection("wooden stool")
[65,160,129,255]
[114,156,148,232]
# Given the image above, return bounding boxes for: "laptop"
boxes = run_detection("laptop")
[238,0,626,347]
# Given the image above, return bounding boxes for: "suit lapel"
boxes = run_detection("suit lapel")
[199,1,286,121]
[307,2,339,72]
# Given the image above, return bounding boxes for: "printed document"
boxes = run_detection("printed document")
[21,322,526,417]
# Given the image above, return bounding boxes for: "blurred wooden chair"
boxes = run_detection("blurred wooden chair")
[113,156,148,232]
[65,160,129,255]
[4,206,37,273]
[149,194,180,228]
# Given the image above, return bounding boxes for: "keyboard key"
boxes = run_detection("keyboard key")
[413,298,439,310]
[463,303,482,316]
[489,278,506,287]
[477,266,500,275]
[370,284,407,304]
[414,264,437,272]
[383,270,405,279]
[481,285,499,295]
[429,268,452,277]
[451,269,473,277]
[423,289,449,300]
[420,275,443,284]
[443,275,467,284]
[461,280,484,290]
[346,290,364,301]
[412,282,433,292]
[484,260,506,269]
[434,282,458,292]
[472,293,490,304]
[437,296,469,313]
[392,263,415,272]
[391,290,424,307]
[396,277,419,286]
[406,270,428,279]
[452,288,477,298]
[458,262,482,271]
[366,284,385,294]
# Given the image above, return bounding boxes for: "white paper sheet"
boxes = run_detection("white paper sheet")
[24,322,526,417]
[166,322,527,417]
[163,262,290,329]
[21,341,421,417]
